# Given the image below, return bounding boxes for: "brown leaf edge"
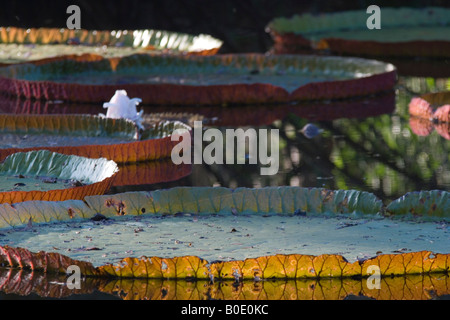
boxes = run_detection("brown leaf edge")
[1,246,448,280]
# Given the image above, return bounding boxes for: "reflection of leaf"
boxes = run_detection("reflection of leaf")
[99,275,450,300]
[0,268,102,299]
[1,268,447,300]
[113,160,192,187]
[0,245,97,275]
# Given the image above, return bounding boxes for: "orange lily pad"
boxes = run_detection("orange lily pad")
[0,114,191,164]
[1,245,448,281]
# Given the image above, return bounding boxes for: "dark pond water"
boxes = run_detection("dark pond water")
[0,267,448,300]
[0,62,449,300]
[111,76,450,206]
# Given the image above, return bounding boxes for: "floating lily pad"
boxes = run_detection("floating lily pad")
[3,186,449,228]
[0,53,396,105]
[0,186,448,283]
[0,150,118,204]
[386,190,450,218]
[267,7,450,58]
[0,27,223,65]
[0,114,192,163]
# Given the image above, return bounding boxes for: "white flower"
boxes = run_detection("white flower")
[101,90,144,130]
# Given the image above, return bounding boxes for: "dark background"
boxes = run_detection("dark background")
[1,0,448,53]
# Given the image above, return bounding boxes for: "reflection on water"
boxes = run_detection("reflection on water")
[125,77,449,205]
[0,268,448,300]
[0,76,448,299]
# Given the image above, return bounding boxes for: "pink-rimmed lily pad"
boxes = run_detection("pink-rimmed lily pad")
[409,91,450,123]
[409,91,450,140]
[0,54,396,105]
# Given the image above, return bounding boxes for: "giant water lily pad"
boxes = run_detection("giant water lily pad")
[0,27,223,65]
[0,114,191,163]
[267,7,450,58]
[386,190,450,218]
[0,150,118,204]
[0,54,396,105]
[0,187,448,282]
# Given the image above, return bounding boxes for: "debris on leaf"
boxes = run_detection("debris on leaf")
[91,213,108,221]
[294,209,307,216]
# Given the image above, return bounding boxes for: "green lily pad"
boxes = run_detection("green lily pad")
[268,7,450,41]
[0,186,448,283]
[0,150,118,204]
[386,190,450,219]
[0,150,117,185]
[0,114,191,163]
[267,7,450,58]
[0,54,396,104]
